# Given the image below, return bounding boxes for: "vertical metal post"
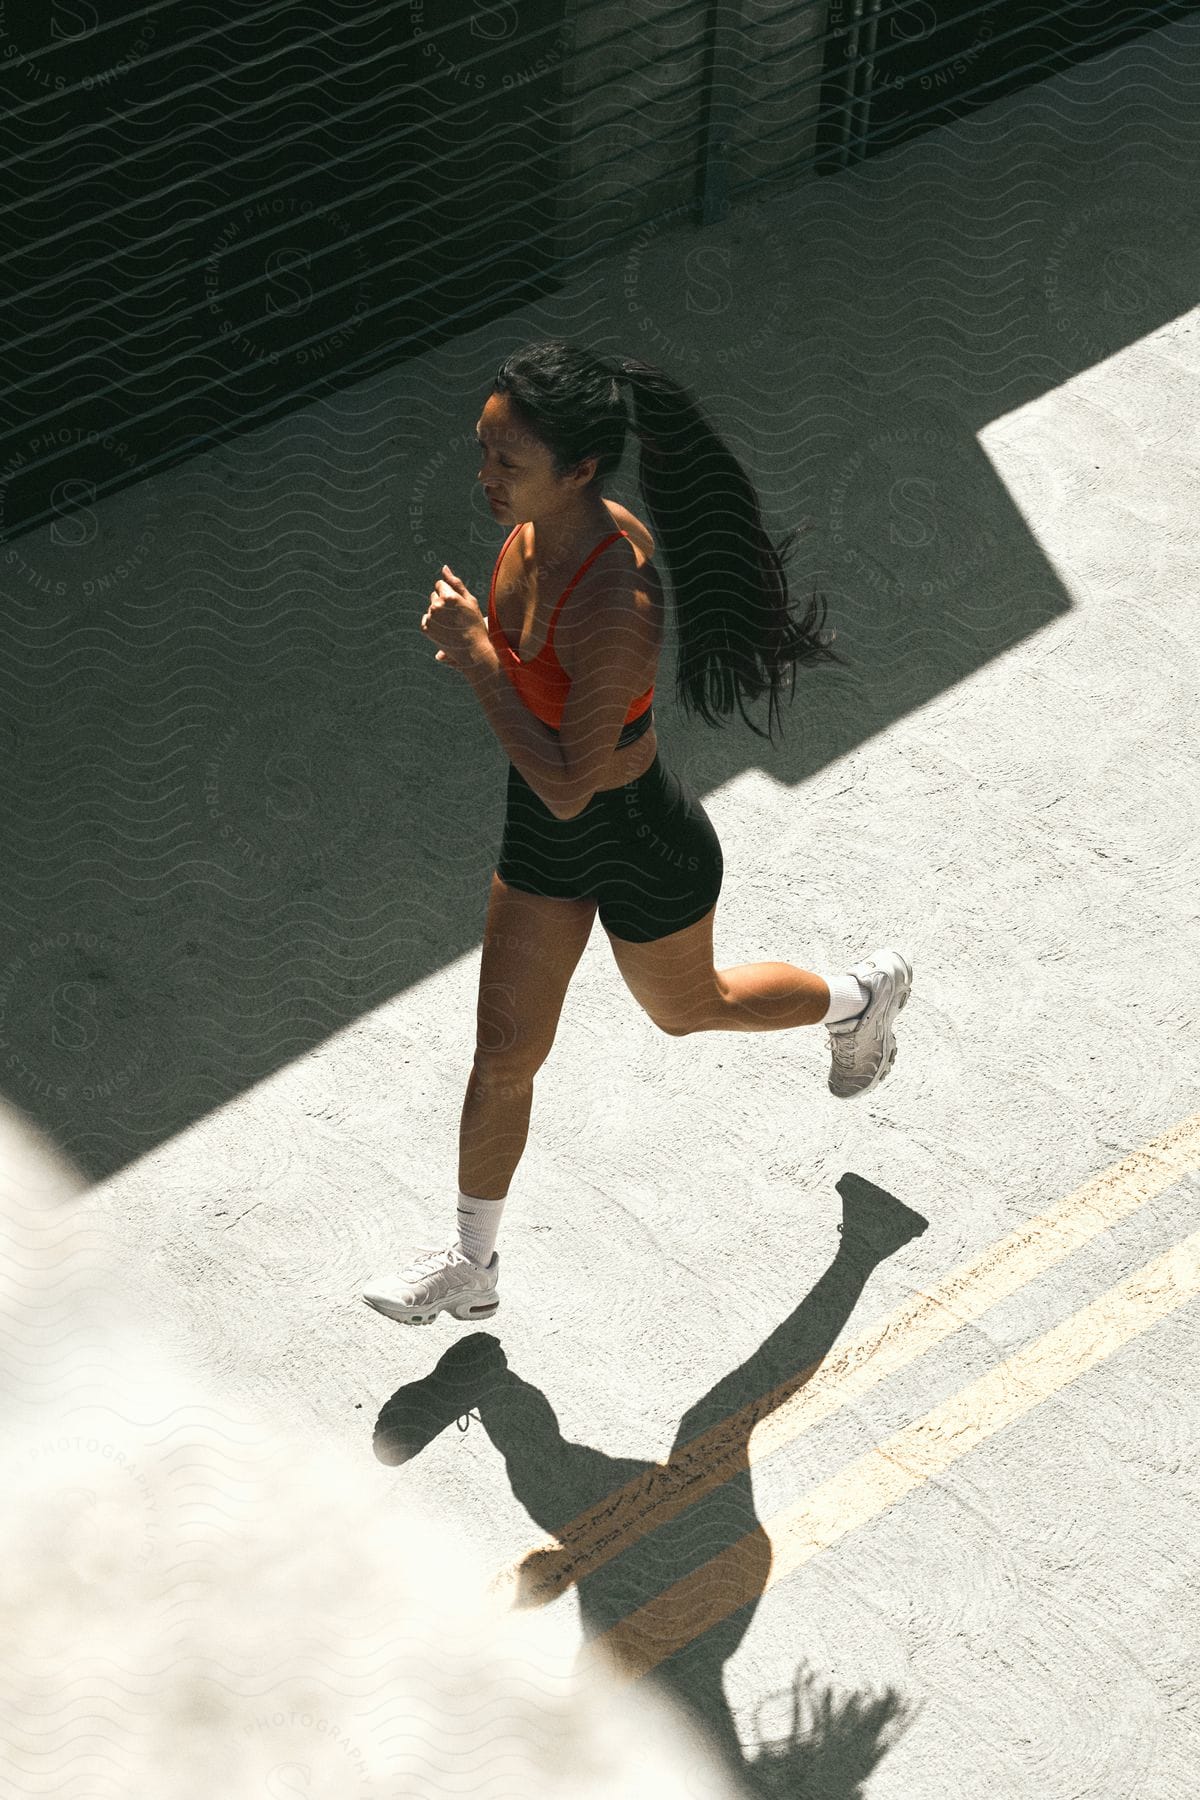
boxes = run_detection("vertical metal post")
[700,0,744,225]
[836,0,868,170]
[851,0,881,164]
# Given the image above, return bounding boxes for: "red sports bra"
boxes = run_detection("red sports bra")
[487,523,656,731]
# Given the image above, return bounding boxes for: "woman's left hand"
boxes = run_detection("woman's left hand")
[420,565,490,673]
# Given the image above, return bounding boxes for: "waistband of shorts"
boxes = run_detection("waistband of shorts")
[506,744,663,806]
[539,704,654,751]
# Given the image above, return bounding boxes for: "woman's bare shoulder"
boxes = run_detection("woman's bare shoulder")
[602,498,654,556]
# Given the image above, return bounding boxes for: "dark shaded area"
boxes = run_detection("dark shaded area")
[2,0,1189,536]
[375,1179,929,1797]
[0,3,566,537]
[815,0,1200,173]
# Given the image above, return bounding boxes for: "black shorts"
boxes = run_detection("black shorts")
[497,750,724,943]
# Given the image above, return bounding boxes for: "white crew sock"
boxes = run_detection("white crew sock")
[456,1188,506,1268]
[820,972,873,1025]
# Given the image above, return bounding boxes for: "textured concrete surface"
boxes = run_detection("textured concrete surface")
[2,14,1199,1797]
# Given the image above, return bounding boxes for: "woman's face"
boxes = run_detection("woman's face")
[474,391,596,525]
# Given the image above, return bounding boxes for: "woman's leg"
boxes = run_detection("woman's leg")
[598,754,859,1036]
[604,899,832,1035]
[459,872,598,1197]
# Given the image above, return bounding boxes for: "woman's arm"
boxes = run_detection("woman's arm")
[463,638,572,817]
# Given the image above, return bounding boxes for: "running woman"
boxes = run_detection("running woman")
[363,341,911,1327]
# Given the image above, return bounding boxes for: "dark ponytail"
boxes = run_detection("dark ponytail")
[490,339,850,743]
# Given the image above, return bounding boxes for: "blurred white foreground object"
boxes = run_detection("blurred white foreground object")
[0,1097,752,1799]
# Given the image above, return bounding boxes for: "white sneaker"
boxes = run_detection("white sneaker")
[362,1243,500,1327]
[826,947,913,1099]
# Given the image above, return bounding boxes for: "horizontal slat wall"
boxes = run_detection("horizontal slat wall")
[0,2,567,540]
[559,2,713,247]
[1,0,1193,542]
[520,0,1199,293]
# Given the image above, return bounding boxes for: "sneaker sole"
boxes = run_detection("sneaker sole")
[830,952,912,1099]
[362,1292,500,1327]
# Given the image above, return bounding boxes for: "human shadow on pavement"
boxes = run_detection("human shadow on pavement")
[374,1178,929,1798]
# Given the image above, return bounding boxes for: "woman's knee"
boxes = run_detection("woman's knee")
[605,904,723,1036]
[470,1045,545,1094]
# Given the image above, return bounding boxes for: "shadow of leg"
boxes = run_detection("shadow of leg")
[373,1331,508,1465]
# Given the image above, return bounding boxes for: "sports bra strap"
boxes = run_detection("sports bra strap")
[545,529,629,637]
[489,525,631,647]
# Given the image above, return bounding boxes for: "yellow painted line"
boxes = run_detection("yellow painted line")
[581,1223,1200,1685]
[488,1112,1200,1613]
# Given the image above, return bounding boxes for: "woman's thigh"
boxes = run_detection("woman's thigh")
[475,869,597,1074]
[596,755,723,944]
